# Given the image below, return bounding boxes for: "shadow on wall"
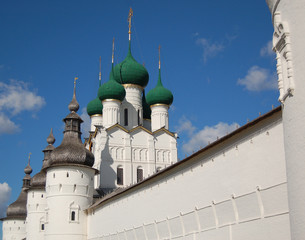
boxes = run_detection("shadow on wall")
[100,137,117,190]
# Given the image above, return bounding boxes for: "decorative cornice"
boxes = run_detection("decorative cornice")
[90,114,103,118]
[150,103,169,109]
[102,99,122,104]
[273,12,294,103]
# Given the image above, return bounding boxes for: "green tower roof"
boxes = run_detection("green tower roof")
[98,69,126,102]
[146,68,173,106]
[113,41,149,87]
[87,97,103,116]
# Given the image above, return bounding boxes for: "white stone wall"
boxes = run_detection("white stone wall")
[2,219,26,240]
[45,166,95,240]
[26,188,47,239]
[87,111,291,240]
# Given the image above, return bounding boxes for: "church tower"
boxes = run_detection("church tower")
[146,46,174,132]
[112,8,149,130]
[266,1,305,239]
[44,79,96,240]
[26,129,55,240]
[1,158,32,240]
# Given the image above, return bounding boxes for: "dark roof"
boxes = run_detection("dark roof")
[30,170,46,189]
[89,106,282,210]
[2,187,28,221]
[49,86,94,168]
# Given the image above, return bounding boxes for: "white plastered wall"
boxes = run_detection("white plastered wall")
[26,188,47,239]
[2,219,26,240]
[45,166,95,240]
[87,111,291,240]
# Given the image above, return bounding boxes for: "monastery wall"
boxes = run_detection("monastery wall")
[87,110,290,240]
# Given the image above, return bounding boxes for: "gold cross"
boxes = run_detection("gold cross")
[74,77,78,85]
[128,8,133,34]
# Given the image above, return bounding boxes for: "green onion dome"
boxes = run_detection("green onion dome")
[146,68,173,106]
[87,97,103,116]
[142,90,151,119]
[113,42,149,87]
[98,69,126,102]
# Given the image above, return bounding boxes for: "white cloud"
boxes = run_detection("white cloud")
[0,182,11,218]
[176,116,196,136]
[0,114,19,134]
[237,66,277,92]
[196,38,224,63]
[0,80,45,115]
[176,117,239,155]
[260,40,274,57]
[0,79,45,135]
[80,107,90,139]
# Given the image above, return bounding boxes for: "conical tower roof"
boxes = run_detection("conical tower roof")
[49,79,94,168]
[5,158,32,219]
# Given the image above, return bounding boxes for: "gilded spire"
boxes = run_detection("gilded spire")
[112,37,115,66]
[158,45,161,70]
[99,56,102,86]
[128,7,133,41]
[68,77,80,112]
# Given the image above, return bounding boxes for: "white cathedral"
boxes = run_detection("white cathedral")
[2,1,305,239]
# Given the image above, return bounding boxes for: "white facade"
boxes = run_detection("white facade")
[88,75,178,190]
[26,189,47,239]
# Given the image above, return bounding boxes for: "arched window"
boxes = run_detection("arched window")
[71,211,76,221]
[117,167,123,185]
[137,167,143,183]
[124,109,128,126]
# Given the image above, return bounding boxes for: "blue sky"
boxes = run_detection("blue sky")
[0,0,277,236]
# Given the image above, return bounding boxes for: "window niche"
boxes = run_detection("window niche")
[124,109,128,126]
[69,202,80,223]
[117,167,124,185]
[137,167,143,183]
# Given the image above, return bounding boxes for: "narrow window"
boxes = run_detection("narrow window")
[67,172,69,177]
[124,109,128,126]
[41,224,45,231]
[117,167,123,185]
[73,184,76,192]
[138,109,140,125]
[71,211,76,221]
[137,168,143,183]
[41,194,43,198]
[81,173,83,178]
[53,173,55,178]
